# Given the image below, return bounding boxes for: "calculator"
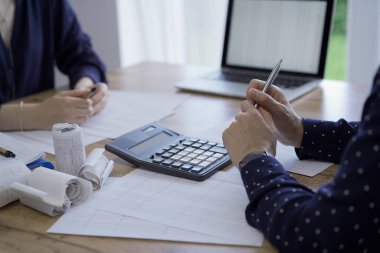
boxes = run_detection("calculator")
[105,123,230,181]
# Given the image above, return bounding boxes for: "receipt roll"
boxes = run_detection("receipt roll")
[52,123,86,176]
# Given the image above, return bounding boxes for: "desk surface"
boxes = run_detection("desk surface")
[0,62,370,253]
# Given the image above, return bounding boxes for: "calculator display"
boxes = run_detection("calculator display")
[130,132,172,154]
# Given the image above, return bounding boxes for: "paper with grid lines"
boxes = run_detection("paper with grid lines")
[49,171,263,246]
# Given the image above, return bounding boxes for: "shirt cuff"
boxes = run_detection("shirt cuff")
[69,66,107,89]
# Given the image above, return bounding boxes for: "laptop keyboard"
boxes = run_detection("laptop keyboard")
[210,71,309,90]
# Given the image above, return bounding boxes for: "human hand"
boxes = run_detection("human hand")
[87,83,108,115]
[222,100,277,168]
[74,77,109,115]
[32,89,93,130]
[246,79,304,148]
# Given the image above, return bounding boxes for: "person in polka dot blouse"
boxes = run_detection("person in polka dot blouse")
[222,67,380,252]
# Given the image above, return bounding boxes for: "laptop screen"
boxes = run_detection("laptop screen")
[222,0,334,77]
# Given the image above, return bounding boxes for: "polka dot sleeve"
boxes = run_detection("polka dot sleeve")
[295,118,360,163]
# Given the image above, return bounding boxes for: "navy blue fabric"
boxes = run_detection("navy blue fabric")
[0,0,107,104]
[240,66,380,252]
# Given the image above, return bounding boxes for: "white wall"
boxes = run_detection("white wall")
[55,0,121,88]
[347,0,380,86]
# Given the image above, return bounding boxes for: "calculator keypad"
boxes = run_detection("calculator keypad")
[151,138,228,174]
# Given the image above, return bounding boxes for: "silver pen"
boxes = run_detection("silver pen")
[255,59,283,108]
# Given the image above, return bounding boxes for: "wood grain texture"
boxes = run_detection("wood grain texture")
[0,62,369,253]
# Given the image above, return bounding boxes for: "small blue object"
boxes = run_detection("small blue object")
[27,158,54,170]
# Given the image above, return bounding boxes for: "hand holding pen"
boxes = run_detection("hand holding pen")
[254,59,282,108]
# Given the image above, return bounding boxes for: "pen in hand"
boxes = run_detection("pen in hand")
[254,59,283,109]
[0,146,16,158]
[83,85,98,99]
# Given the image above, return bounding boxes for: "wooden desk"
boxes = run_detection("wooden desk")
[0,62,370,253]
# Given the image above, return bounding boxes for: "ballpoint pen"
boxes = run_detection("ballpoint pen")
[83,85,98,99]
[0,146,16,158]
[255,59,283,108]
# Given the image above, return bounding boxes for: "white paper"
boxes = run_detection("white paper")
[52,123,86,176]
[81,170,263,246]
[11,167,93,216]
[0,159,31,208]
[0,132,44,164]
[78,148,114,190]
[6,91,188,154]
[80,91,189,138]
[49,205,252,246]
[6,130,103,155]
[276,142,333,177]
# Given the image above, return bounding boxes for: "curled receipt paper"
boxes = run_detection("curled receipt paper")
[11,167,93,216]
[78,148,114,190]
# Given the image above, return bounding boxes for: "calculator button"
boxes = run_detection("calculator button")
[181,164,193,171]
[198,140,208,144]
[190,166,203,173]
[189,159,201,165]
[171,155,182,161]
[192,143,202,148]
[184,147,195,152]
[208,142,217,146]
[155,149,165,155]
[176,146,186,151]
[187,153,198,158]
[162,147,171,151]
[152,157,165,163]
[161,152,173,159]
[182,141,193,146]
[209,146,228,154]
[162,160,173,166]
[203,151,214,156]
[171,162,183,168]
[212,153,223,158]
[187,138,199,142]
[193,149,204,154]
[216,143,225,148]
[168,148,179,154]
[200,144,212,150]
[178,151,189,156]
[199,161,211,168]
[206,157,218,162]
[197,155,207,161]
[180,157,191,163]
[169,143,178,148]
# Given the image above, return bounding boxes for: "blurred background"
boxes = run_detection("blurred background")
[56,0,380,87]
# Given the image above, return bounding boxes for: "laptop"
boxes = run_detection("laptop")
[176,0,334,101]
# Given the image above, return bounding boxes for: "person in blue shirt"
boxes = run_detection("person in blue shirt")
[0,0,108,131]
[222,66,380,252]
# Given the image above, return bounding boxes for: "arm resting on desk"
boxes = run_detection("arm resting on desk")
[295,118,360,164]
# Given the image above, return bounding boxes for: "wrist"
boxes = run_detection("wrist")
[239,151,268,170]
[74,77,94,90]
[23,103,43,130]
[293,116,304,148]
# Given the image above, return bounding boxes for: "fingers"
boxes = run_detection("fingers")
[59,88,88,98]
[240,100,256,113]
[90,83,108,115]
[247,88,285,116]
